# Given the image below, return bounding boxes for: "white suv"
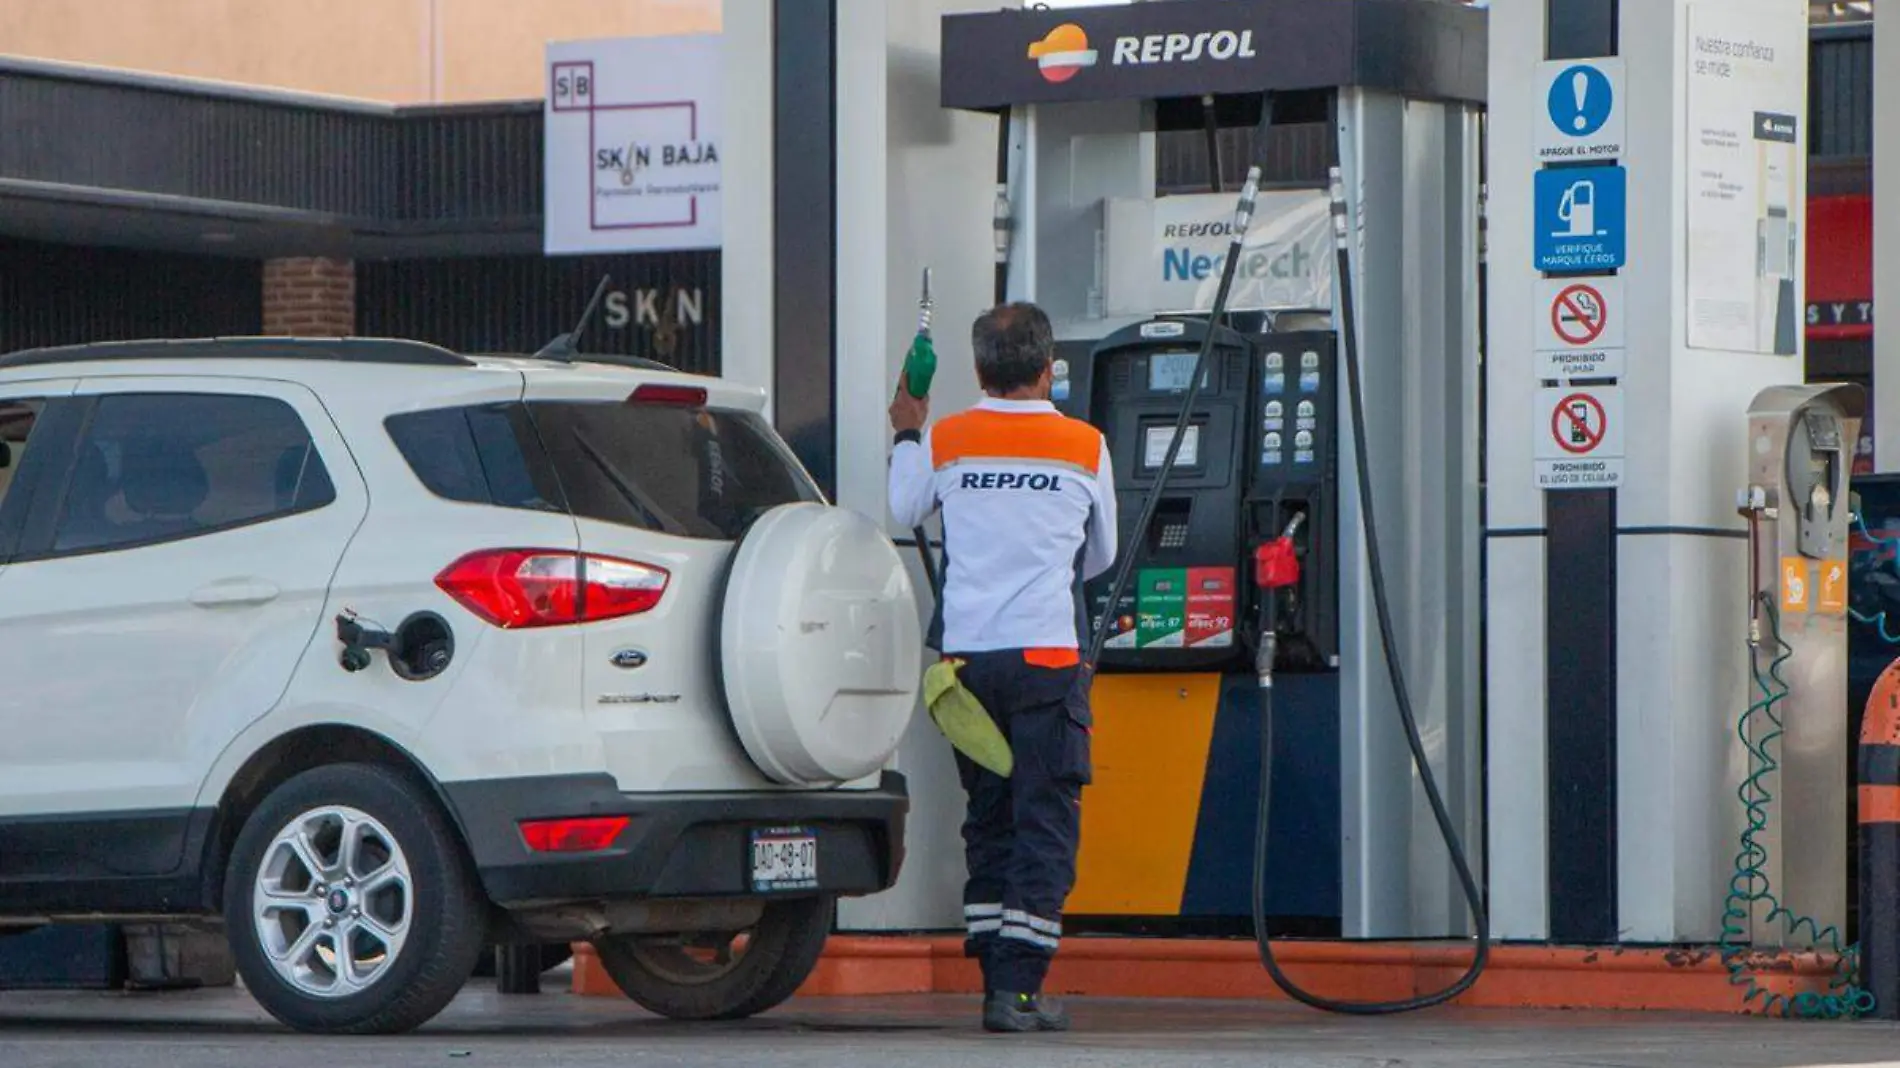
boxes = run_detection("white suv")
[0,337,921,1035]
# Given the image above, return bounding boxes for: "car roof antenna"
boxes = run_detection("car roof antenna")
[535,274,612,362]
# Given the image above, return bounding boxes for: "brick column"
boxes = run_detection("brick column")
[262,257,355,337]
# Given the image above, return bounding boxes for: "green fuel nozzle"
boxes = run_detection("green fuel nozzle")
[903,267,936,399]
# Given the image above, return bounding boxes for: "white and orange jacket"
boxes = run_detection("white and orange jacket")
[889,397,1118,658]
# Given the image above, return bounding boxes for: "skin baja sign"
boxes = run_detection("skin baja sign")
[545,34,723,255]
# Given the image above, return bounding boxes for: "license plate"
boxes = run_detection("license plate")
[750,827,818,892]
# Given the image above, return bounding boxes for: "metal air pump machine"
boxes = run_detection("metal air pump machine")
[939,0,1487,942]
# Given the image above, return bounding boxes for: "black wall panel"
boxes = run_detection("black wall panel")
[1157,123,1335,193]
[356,253,720,375]
[1811,30,1873,160]
[392,109,544,223]
[0,238,261,352]
[771,0,839,499]
[0,70,543,226]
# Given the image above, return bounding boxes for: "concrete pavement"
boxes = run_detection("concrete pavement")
[5,979,1900,1067]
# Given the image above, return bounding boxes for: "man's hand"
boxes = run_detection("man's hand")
[890,372,930,436]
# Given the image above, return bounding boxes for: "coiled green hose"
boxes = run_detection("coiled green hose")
[1719,592,1874,1018]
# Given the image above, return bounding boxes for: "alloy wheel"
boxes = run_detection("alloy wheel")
[251,805,414,999]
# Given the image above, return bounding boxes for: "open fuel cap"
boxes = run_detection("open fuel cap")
[719,502,922,786]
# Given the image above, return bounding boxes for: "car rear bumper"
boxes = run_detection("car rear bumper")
[440,771,909,908]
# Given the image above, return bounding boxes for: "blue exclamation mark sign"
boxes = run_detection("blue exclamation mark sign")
[1549,63,1613,140]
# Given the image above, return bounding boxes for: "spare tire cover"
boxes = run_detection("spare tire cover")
[720,502,922,786]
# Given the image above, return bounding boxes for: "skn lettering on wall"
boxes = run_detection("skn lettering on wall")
[604,287,705,329]
[603,286,705,360]
[1110,30,1258,66]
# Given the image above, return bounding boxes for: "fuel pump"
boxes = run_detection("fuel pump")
[1072,160,1487,1013]
[937,0,1487,1015]
[1057,314,1340,676]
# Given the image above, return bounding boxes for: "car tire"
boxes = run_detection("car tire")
[222,762,488,1035]
[591,895,834,1021]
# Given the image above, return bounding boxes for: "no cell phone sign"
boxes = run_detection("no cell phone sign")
[1551,392,1607,454]
[1534,387,1624,490]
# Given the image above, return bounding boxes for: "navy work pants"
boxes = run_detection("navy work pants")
[947,649,1093,996]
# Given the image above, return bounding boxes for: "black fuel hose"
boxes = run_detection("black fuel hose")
[1246,167,1490,1014]
[912,529,940,608]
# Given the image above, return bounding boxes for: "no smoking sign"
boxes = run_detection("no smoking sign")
[1534,387,1624,490]
[1536,277,1625,380]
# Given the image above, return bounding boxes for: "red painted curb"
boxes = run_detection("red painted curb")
[569,936,1841,1013]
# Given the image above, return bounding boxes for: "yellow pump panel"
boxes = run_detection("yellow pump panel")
[1069,673,1223,915]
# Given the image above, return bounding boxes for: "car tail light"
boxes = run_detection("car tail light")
[519,816,630,853]
[630,384,708,407]
[436,550,669,628]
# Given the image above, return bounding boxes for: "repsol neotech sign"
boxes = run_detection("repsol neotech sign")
[1108,189,1333,317]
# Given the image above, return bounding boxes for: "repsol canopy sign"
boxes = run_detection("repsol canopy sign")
[939,0,1488,111]
[1102,29,1260,69]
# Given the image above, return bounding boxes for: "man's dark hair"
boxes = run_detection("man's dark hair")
[971,302,1055,395]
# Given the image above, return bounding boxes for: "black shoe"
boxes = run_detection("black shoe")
[983,991,1070,1033]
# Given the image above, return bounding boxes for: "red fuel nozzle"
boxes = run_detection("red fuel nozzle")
[1254,537,1301,590]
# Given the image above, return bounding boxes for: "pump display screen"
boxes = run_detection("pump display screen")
[1143,425,1201,469]
[1148,352,1203,393]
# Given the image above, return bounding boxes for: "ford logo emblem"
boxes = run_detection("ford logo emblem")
[611,649,648,670]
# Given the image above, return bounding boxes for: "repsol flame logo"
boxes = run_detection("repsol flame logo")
[1027,24,1097,83]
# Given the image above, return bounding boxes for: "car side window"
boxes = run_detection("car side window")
[52,392,337,555]
[0,399,48,557]
[384,404,562,512]
[0,399,45,519]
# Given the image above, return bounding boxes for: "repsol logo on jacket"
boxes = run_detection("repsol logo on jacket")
[960,471,1063,492]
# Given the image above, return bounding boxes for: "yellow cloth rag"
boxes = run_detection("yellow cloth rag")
[922,659,1013,777]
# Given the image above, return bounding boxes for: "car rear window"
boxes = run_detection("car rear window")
[386,397,820,540]
[527,399,822,540]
